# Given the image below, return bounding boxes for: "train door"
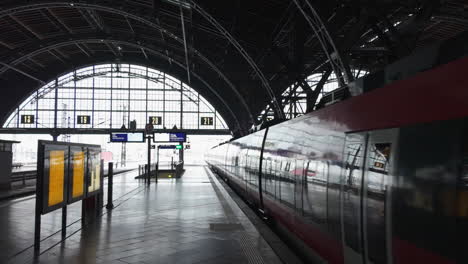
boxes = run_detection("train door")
[341,132,366,264]
[244,148,250,193]
[341,129,397,264]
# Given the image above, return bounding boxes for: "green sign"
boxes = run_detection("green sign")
[176,145,183,150]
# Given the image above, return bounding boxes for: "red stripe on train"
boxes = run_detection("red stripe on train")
[393,238,455,264]
[225,172,344,264]
[221,171,456,264]
[262,196,344,264]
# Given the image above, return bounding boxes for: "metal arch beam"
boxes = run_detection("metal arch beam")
[306,68,332,112]
[0,38,244,133]
[0,1,254,125]
[0,62,46,84]
[188,1,285,120]
[291,0,354,87]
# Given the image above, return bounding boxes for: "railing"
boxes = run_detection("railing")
[138,163,158,176]
[10,166,129,186]
[11,170,36,185]
[138,161,185,178]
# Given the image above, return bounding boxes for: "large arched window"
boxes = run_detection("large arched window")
[3,63,228,130]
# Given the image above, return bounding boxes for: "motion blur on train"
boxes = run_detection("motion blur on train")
[206,32,468,264]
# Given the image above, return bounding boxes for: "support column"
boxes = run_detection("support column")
[179,143,184,163]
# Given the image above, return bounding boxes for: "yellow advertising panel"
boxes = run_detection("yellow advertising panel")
[72,151,85,198]
[48,150,65,207]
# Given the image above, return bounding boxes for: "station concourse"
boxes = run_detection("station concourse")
[0,1,468,264]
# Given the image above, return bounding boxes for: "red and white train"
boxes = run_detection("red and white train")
[206,44,468,263]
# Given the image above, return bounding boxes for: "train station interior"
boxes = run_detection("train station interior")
[0,1,467,263]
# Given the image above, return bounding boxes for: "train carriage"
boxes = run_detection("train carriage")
[206,38,468,264]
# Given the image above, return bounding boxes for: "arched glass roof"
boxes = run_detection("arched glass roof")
[3,63,228,130]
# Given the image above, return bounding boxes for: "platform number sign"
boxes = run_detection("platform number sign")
[149,116,162,125]
[77,115,91,125]
[201,117,213,126]
[21,115,35,124]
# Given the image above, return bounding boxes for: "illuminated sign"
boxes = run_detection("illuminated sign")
[39,143,68,214]
[110,132,145,143]
[68,147,86,203]
[153,132,186,143]
[48,150,65,207]
[200,117,213,126]
[77,115,91,124]
[21,115,35,124]
[175,144,183,150]
[149,116,162,125]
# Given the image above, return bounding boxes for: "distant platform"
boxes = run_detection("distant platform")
[1,166,286,264]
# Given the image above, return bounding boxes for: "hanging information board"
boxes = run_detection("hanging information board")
[153,132,187,143]
[200,117,213,126]
[37,141,101,214]
[110,132,145,143]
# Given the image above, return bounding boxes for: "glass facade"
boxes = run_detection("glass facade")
[3,63,228,130]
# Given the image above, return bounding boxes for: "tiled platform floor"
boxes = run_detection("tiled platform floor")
[2,166,283,264]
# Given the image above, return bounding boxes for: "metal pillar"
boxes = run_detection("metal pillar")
[106,162,114,209]
[147,135,151,186]
[179,143,184,163]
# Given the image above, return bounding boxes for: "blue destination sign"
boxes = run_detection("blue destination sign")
[169,132,186,142]
[154,132,187,143]
[110,132,145,143]
[159,145,177,149]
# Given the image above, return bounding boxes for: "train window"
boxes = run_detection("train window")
[263,159,274,197]
[280,160,295,207]
[365,143,392,264]
[303,160,328,223]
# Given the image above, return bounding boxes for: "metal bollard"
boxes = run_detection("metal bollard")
[145,165,148,183]
[106,162,114,209]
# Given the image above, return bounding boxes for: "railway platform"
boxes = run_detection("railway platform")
[1,166,294,264]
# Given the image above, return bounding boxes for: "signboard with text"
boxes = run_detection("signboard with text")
[21,115,35,124]
[77,115,91,125]
[110,132,145,143]
[200,117,213,126]
[149,116,162,125]
[153,132,187,143]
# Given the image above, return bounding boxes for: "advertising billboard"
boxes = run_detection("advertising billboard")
[68,146,86,203]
